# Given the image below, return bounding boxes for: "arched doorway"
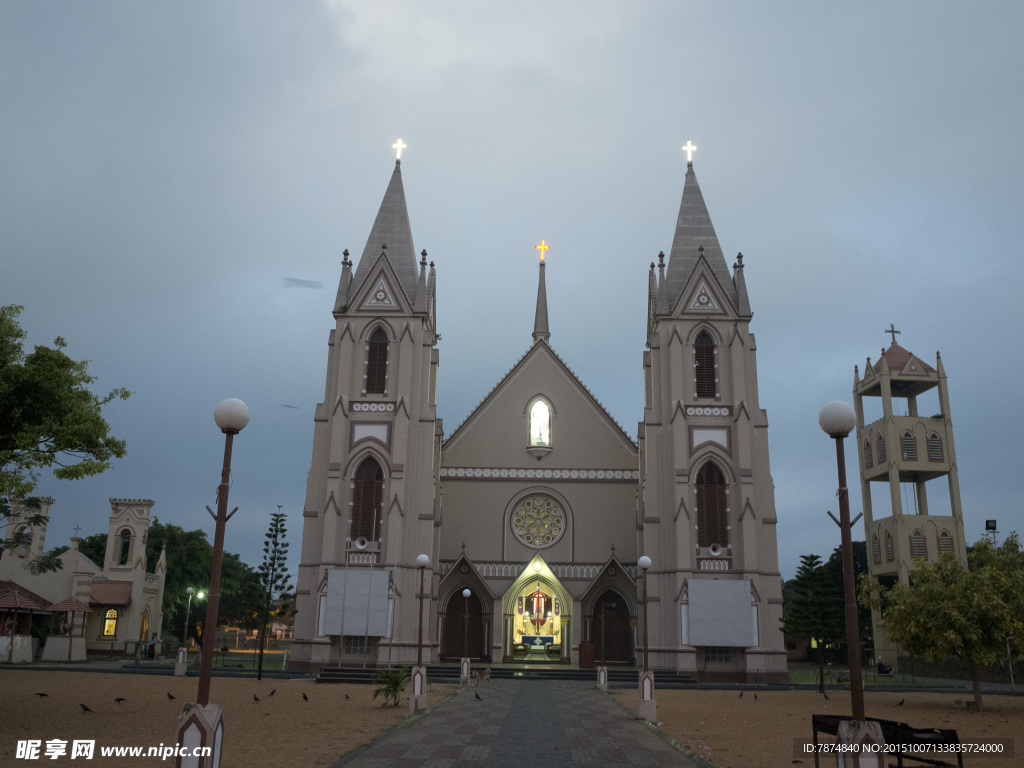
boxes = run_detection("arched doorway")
[441,591,486,660]
[500,556,572,663]
[593,590,633,663]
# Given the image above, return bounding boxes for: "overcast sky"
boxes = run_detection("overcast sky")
[3,2,1022,584]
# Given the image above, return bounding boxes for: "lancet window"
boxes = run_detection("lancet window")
[694,331,716,398]
[365,328,389,395]
[529,399,552,447]
[696,462,728,549]
[351,458,384,541]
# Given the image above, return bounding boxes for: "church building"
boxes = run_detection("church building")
[291,146,788,683]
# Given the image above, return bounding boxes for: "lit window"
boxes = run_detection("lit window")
[103,609,118,637]
[529,400,551,447]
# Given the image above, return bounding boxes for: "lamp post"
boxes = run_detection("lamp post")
[175,398,248,768]
[461,588,472,686]
[818,401,865,722]
[183,587,194,650]
[410,553,431,712]
[636,555,656,722]
[195,398,249,706]
[638,556,651,673]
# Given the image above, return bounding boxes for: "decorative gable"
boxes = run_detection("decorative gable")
[687,280,721,312]
[362,277,398,310]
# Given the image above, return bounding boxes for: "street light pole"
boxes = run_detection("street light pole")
[819,401,865,722]
[183,587,194,651]
[197,399,249,707]
[412,554,430,713]
[638,556,651,673]
[463,588,471,660]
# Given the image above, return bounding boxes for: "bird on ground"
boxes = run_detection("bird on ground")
[738,691,743,698]
[302,693,309,702]
[475,692,482,701]
[897,699,905,707]
[35,693,48,698]
[345,694,349,700]
[822,692,830,700]
[753,693,758,700]
[268,689,276,697]
[114,698,127,704]
[253,694,260,703]
[80,704,93,713]
[167,692,176,700]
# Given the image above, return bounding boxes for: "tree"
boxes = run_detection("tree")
[256,508,293,680]
[861,534,1024,709]
[0,305,130,572]
[823,540,873,650]
[782,553,844,691]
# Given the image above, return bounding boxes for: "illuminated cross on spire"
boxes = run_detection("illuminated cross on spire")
[392,138,407,160]
[682,140,698,164]
[885,323,901,344]
[535,239,550,262]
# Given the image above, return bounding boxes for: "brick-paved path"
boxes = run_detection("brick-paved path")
[333,679,702,767]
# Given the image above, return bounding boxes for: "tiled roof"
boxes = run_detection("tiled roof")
[871,342,935,374]
[89,580,133,606]
[0,580,52,611]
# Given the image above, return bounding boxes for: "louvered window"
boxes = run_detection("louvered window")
[694,331,716,398]
[884,532,894,562]
[938,530,953,555]
[871,534,881,564]
[876,434,886,464]
[863,439,873,469]
[910,529,926,560]
[351,458,384,541]
[901,431,916,461]
[927,433,943,462]
[696,462,728,548]
[365,328,388,394]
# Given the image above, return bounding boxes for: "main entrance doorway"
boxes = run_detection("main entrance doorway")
[501,556,572,663]
[592,590,633,663]
[441,590,486,660]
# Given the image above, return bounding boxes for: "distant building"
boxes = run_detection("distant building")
[0,497,166,661]
[290,151,788,682]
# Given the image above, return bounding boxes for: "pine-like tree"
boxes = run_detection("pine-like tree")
[256,507,294,680]
[782,553,844,691]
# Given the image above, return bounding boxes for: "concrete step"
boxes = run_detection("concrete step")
[315,664,697,686]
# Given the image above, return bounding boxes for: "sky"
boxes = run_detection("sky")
[2,2,1022,584]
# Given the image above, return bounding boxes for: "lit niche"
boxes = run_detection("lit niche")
[527,398,552,458]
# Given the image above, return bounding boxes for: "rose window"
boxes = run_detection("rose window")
[512,496,565,548]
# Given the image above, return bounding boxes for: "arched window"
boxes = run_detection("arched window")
[884,531,894,562]
[365,328,389,394]
[118,529,131,565]
[876,434,886,464]
[927,433,943,462]
[103,609,118,637]
[863,439,873,469]
[871,534,881,565]
[695,462,728,548]
[910,529,926,560]
[14,526,29,558]
[529,399,551,447]
[351,458,384,541]
[901,431,917,461]
[694,331,716,398]
[938,529,953,555]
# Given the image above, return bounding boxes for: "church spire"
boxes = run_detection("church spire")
[348,159,420,307]
[533,240,550,344]
[662,162,738,313]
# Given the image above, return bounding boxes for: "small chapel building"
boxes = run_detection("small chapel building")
[291,149,788,682]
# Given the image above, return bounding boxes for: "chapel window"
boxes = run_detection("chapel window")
[884,531,894,562]
[103,609,118,637]
[910,529,926,560]
[119,529,131,565]
[696,462,728,549]
[15,526,29,558]
[937,529,953,555]
[529,399,551,447]
[863,439,873,469]
[351,458,384,541]
[694,331,716,398]
[365,328,389,395]
[901,431,917,461]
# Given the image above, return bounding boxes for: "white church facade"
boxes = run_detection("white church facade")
[290,150,788,683]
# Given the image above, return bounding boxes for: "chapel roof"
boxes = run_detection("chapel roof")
[871,342,936,375]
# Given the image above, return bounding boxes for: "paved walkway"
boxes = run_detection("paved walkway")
[333,679,703,767]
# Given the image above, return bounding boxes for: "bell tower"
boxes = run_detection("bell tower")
[639,148,787,682]
[291,153,441,672]
[853,334,968,667]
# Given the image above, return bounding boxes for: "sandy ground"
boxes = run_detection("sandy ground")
[2,669,1021,767]
[0,669,457,766]
[619,687,1024,768]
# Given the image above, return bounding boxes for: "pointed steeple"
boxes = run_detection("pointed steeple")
[662,163,739,312]
[732,252,751,316]
[533,257,550,344]
[334,249,352,312]
[348,160,420,306]
[414,250,428,313]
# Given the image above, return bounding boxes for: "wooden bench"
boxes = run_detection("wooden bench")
[811,714,963,768]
